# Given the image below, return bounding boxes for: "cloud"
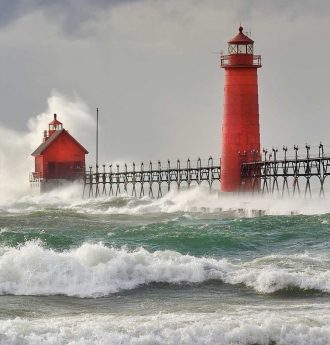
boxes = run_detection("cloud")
[1,0,330,167]
[1,0,330,36]
[0,0,140,34]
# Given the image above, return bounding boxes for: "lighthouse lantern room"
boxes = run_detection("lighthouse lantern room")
[31,114,88,192]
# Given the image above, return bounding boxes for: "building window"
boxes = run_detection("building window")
[228,44,237,54]
[237,44,247,54]
[247,44,253,54]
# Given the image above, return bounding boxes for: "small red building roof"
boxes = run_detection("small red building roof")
[31,129,89,156]
[49,113,63,126]
[228,26,254,44]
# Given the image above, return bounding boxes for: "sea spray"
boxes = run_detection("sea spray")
[3,185,330,217]
[0,91,95,202]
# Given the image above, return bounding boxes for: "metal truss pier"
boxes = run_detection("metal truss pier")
[240,144,330,197]
[84,144,330,198]
[83,157,220,198]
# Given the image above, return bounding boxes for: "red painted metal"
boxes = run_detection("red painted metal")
[48,113,63,137]
[220,26,262,192]
[31,114,88,180]
[228,26,254,44]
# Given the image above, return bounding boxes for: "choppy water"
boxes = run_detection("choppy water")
[1,186,330,345]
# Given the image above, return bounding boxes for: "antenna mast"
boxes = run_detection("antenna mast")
[96,107,99,170]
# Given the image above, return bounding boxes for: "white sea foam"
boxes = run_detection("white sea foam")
[0,241,329,297]
[1,309,330,345]
[74,186,330,217]
[3,184,330,217]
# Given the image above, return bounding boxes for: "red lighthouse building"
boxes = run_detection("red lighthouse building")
[220,26,262,192]
[31,114,88,192]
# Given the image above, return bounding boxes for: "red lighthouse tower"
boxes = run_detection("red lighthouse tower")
[31,114,88,192]
[220,26,262,192]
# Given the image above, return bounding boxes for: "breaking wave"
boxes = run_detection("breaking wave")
[0,241,329,297]
[1,310,330,345]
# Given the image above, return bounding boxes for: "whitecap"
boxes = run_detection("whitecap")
[1,310,330,345]
[0,241,329,297]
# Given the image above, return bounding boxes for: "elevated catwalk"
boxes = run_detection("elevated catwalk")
[83,144,330,198]
[83,158,220,198]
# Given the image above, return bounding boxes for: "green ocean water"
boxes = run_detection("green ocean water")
[0,189,330,345]
[1,207,329,257]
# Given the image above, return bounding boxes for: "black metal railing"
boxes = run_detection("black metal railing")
[240,144,330,197]
[71,144,330,199]
[83,157,220,198]
[220,54,261,68]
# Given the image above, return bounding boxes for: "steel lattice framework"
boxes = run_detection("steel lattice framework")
[83,157,220,198]
[83,144,330,199]
[240,144,330,197]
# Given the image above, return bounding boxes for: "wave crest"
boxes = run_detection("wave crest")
[2,311,330,345]
[0,241,329,297]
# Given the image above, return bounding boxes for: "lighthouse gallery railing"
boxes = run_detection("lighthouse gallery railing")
[220,54,262,68]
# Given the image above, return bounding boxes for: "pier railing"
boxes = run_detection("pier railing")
[240,144,330,197]
[83,144,330,199]
[83,157,220,198]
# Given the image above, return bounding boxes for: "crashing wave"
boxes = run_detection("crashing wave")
[1,310,330,345]
[0,241,329,297]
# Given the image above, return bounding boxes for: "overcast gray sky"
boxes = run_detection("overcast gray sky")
[0,0,330,166]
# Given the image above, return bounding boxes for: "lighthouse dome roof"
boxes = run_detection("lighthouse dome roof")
[228,26,254,44]
[49,113,62,126]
